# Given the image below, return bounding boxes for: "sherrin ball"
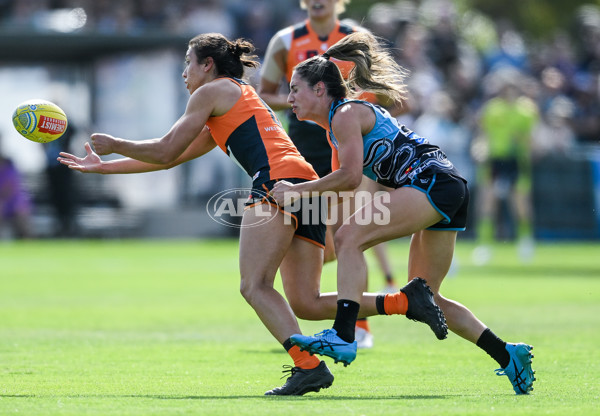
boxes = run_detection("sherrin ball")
[12,99,68,143]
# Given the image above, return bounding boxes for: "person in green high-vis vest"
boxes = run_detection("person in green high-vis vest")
[473,72,539,265]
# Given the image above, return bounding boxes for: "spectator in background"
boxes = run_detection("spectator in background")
[137,0,169,31]
[413,90,474,185]
[537,66,570,115]
[0,135,32,239]
[569,5,600,146]
[177,0,235,37]
[426,12,459,81]
[472,70,539,264]
[4,0,50,29]
[229,0,275,54]
[573,5,600,74]
[483,25,529,74]
[391,21,440,127]
[570,71,600,145]
[92,0,141,34]
[531,96,576,159]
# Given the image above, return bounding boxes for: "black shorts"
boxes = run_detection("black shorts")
[491,158,519,185]
[245,178,327,248]
[407,171,469,231]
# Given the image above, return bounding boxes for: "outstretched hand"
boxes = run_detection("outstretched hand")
[57,142,103,173]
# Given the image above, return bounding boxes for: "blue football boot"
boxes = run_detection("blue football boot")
[290,329,357,366]
[495,343,536,394]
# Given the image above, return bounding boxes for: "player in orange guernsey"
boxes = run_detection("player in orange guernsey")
[205,76,317,185]
[58,33,434,396]
[60,33,335,396]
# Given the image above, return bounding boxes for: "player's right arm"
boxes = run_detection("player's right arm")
[90,80,226,164]
[58,126,216,174]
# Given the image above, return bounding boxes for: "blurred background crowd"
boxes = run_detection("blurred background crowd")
[1,0,598,148]
[0,0,599,246]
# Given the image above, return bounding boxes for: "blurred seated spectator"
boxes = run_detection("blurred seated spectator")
[570,71,600,145]
[177,0,235,37]
[413,90,475,183]
[0,143,32,239]
[532,96,576,159]
[4,0,50,30]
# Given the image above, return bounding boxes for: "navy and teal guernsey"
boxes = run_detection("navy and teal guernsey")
[327,99,462,189]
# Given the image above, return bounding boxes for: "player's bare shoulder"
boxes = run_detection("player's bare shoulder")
[191,78,241,116]
[332,101,375,136]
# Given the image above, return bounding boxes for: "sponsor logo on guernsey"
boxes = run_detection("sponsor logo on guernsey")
[263,126,279,132]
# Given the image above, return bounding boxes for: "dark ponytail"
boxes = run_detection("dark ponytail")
[189,33,259,79]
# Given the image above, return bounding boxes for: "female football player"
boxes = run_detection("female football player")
[271,31,536,395]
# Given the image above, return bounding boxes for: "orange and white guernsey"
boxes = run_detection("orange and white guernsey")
[285,19,357,82]
[205,77,318,185]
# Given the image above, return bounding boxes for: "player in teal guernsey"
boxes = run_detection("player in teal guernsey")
[327,99,456,191]
[271,31,535,395]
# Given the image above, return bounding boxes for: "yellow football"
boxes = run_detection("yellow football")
[12,99,68,143]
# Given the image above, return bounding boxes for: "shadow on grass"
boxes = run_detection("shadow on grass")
[1,394,448,400]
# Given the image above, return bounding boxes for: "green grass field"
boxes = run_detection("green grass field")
[1,238,599,415]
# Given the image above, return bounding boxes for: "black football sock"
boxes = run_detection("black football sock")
[375,294,386,315]
[332,299,360,343]
[282,338,294,352]
[476,328,510,368]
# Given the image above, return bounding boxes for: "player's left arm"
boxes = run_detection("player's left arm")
[271,103,364,204]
